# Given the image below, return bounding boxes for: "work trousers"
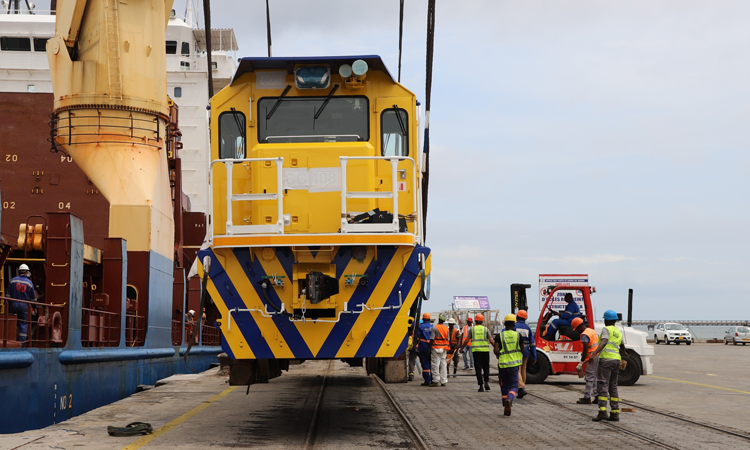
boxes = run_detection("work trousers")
[596,358,620,414]
[431,348,448,384]
[449,349,460,374]
[473,351,490,386]
[408,347,418,378]
[418,350,432,384]
[584,355,599,399]
[544,318,571,340]
[462,346,474,369]
[498,366,519,402]
[518,356,528,388]
[8,300,29,346]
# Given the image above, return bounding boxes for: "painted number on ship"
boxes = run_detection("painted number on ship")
[60,155,73,162]
[60,393,73,410]
[58,202,71,210]
[5,154,18,162]
[2,201,15,210]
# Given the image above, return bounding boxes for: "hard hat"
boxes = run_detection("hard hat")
[467,317,473,323]
[189,309,196,315]
[422,312,431,320]
[439,314,446,321]
[516,310,528,320]
[474,313,484,322]
[18,264,30,271]
[571,317,584,329]
[446,318,456,325]
[603,310,618,321]
[504,314,516,323]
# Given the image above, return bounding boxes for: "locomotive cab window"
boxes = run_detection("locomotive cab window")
[381,108,408,157]
[219,111,246,159]
[258,96,368,143]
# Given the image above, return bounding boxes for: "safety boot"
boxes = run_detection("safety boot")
[408,373,414,381]
[576,397,592,404]
[607,413,620,422]
[477,386,485,392]
[517,388,527,399]
[428,382,440,387]
[503,400,512,416]
[484,383,491,391]
[592,411,609,422]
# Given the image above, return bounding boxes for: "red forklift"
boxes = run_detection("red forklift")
[511,284,644,386]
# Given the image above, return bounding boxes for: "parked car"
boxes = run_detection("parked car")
[724,326,750,346]
[653,322,693,345]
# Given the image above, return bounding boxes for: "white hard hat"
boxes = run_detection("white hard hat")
[446,318,457,325]
[19,264,30,271]
[189,310,195,315]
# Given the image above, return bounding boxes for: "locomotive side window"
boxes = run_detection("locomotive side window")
[219,111,246,159]
[258,96,368,143]
[381,108,408,157]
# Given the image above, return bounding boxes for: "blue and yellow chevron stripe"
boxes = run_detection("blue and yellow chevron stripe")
[197,245,431,360]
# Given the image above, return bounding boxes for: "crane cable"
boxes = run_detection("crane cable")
[422,0,436,242]
[202,0,214,98]
[398,0,404,83]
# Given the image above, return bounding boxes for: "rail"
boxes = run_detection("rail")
[171,319,182,346]
[0,296,66,348]
[125,312,146,347]
[631,320,750,327]
[201,323,221,346]
[209,155,420,241]
[81,308,119,347]
[50,108,163,151]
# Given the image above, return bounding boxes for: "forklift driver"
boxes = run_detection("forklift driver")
[543,293,582,341]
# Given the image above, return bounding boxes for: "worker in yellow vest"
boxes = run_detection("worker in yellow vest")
[572,317,599,404]
[461,314,495,392]
[493,314,523,416]
[588,310,629,422]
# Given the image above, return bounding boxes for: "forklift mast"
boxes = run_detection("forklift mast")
[510,283,532,314]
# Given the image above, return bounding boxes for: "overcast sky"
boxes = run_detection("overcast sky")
[181,0,750,321]
[37,0,748,320]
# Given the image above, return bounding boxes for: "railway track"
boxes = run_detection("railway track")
[529,383,750,449]
[302,361,428,450]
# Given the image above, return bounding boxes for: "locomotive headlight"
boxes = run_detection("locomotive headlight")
[352,59,368,78]
[294,65,331,89]
[338,64,353,79]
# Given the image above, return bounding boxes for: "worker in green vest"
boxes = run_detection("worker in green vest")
[460,313,495,392]
[588,310,629,422]
[493,314,523,416]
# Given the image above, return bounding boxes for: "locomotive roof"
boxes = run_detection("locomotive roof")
[231,55,395,84]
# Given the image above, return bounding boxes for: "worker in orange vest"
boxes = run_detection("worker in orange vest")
[573,318,600,404]
[429,314,451,386]
[461,317,474,370]
[446,318,462,377]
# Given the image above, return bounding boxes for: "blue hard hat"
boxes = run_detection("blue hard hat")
[603,310,618,321]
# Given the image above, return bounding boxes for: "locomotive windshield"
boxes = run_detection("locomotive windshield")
[258,96,368,143]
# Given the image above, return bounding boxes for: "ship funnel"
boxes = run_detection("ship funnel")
[47,0,175,265]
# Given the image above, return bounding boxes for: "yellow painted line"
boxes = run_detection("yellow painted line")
[214,234,415,247]
[649,375,750,395]
[120,386,238,450]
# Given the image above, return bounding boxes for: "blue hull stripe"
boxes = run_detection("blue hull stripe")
[316,246,398,358]
[201,248,275,359]
[232,248,314,359]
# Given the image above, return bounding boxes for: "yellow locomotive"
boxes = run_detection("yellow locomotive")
[198,56,431,385]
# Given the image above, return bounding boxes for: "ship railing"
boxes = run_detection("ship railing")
[201,323,221,346]
[81,308,119,347]
[0,296,66,349]
[171,319,182,346]
[125,312,146,347]
[210,156,420,240]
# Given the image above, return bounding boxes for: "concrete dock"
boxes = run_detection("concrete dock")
[2,343,749,449]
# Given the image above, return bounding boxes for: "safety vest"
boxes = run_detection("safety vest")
[581,328,599,361]
[449,328,461,347]
[497,330,522,368]
[471,325,490,353]
[433,324,451,350]
[599,325,623,361]
[462,325,472,346]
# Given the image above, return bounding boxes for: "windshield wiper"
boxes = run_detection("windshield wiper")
[266,85,292,120]
[392,104,407,137]
[230,107,245,142]
[314,84,339,120]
